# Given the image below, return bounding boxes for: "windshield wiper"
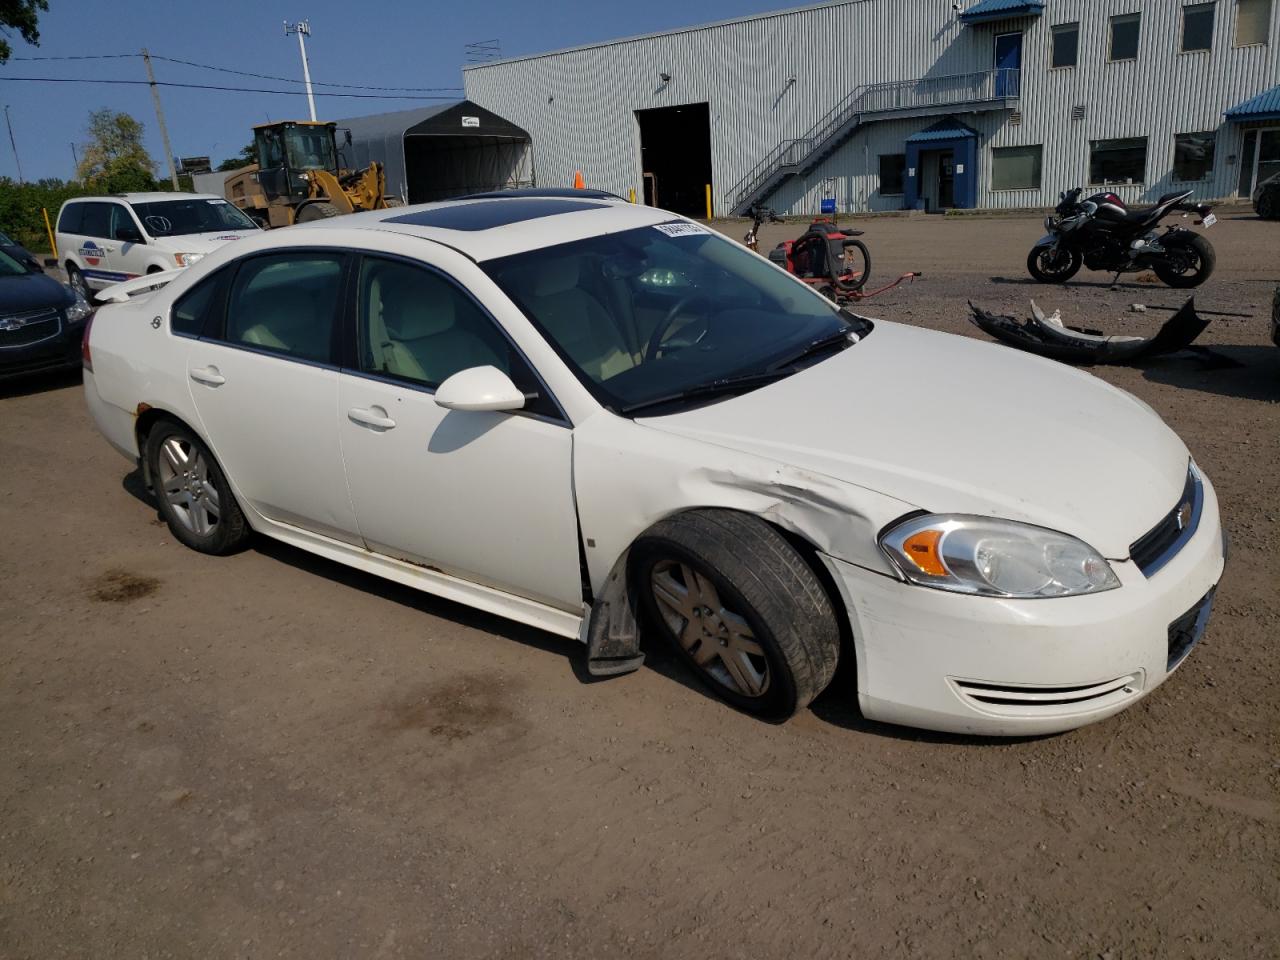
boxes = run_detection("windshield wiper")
[618,370,790,416]
[765,327,858,373]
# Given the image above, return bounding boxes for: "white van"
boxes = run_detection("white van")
[56,193,260,297]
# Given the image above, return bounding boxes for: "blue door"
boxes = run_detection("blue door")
[995,32,1022,98]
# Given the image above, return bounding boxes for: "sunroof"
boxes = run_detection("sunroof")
[386,198,607,231]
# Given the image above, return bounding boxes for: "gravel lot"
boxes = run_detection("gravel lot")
[2,210,1277,959]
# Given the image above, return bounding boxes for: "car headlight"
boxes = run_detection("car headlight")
[173,253,205,267]
[879,514,1121,599]
[65,291,93,323]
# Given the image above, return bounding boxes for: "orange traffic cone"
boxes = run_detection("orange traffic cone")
[573,170,585,189]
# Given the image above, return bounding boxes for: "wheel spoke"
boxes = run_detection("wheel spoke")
[720,648,766,697]
[722,610,763,657]
[651,568,692,621]
[189,501,210,536]
[201,487,220,518]
[687,566,721,609]
[161,475,185,495]
[162,438,188,473]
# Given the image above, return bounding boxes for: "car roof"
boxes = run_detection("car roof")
[293,196,683,261]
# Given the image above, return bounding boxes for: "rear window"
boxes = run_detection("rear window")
[57,203,85,234]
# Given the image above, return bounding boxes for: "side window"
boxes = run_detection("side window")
[223,253,343,363]
[171,271,227,338]
[79,203,113,239]
[357,256,556,416]
[57,204,84,234]
[109,205,140,241]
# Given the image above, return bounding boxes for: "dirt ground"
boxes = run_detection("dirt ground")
[2,211,1277,959]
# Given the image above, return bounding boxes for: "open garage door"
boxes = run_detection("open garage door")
[338,101,533,204]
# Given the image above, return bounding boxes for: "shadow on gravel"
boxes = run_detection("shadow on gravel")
[988,276,1169,291]
[1139,345,1280,402]
[0,367,81,398]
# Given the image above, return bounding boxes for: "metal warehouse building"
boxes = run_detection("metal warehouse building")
[463,0,1280,218]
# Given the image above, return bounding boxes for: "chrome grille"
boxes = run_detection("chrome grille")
[0,307,62,348]
[1130,466,1201,577]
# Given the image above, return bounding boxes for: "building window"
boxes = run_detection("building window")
[1183,3,1216,51]
[1051,22,1079,67]
[1174,132,1217,181]
[1090,137,1148,184]
[1109,12,1142,60]
[991,145,1043,190]
[879,154,906,195]
[1235,0,1272,45]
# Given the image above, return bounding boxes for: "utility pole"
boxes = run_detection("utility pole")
[284,20,317,122]
[70,141,79,178]
[141,48,181,190]
[3,106,23,184]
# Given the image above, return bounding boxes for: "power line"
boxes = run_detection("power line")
[0,76,458,100]
[6,51,464,93]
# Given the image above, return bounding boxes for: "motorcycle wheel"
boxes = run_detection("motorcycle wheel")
[1026,245,1082,283]
[1154,234,1216,288]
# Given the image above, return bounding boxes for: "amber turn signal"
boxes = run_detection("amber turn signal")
[901,529,946,577]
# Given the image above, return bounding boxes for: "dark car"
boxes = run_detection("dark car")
[1254,173,1280,220]
[0,230,44,273]
[0,247,93,380]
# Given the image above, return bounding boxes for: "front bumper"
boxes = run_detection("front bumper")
[822,476,1226,736]
[0,323,84,380]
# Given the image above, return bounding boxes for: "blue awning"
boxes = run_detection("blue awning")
[1225,84,1280,123]
[959,0,1046,24]
[905,118,980,144]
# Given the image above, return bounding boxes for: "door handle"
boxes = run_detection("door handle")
[189,365,226,387]
[348,406,396,430]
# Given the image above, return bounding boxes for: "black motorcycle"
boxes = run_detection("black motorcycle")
[1028,187,1217,288]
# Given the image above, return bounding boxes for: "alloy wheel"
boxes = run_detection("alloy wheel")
[156,436,221,536]
[650,559,770,697]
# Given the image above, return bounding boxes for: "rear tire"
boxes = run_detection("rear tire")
[145,421,250,555]
[66,263,88,300]
[1155,233,1215,288]
[631,510,839,722]
[294,201,341,224]
[1027,245,1082,283]
[840,239,871,291]
[1256,189,1278,221]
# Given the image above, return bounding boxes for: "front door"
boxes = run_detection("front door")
[995,32,1023,97]
[1256,129,1280,192]
[185,250,362,544]
[938,153,956,208]
[336,252,583,610]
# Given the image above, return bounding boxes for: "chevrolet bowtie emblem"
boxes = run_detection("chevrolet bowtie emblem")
[0,316,27,332]
[1175,501,1193,531]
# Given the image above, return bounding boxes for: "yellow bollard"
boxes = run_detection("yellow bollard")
[705,184,713,220]
[629,187,636,204]
[43,207,57,259]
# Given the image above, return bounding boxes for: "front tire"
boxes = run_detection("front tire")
[1255,189,1278,221]
[631,510,839,721]
[145,421,250,555]
[1027,244,1082,283]
[1154,233,1215,288]
[294,201,341,224]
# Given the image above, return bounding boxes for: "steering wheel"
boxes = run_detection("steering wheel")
[644,294,710,362]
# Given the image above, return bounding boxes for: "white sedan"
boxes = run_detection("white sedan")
[82,196,1225,735]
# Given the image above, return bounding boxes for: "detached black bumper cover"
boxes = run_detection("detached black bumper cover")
[968,298,1208,365]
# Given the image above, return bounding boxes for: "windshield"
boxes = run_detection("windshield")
[0,248,27,277]
[482,223,853,414]
[131,198,257,237]
[0,231,13,245]
[284,126,337,172]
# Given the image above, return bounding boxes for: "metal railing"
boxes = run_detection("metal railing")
[730,68,1020,212]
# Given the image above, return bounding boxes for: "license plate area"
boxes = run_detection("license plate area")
[1167,590,1214,672]
[1200,213,1217,228]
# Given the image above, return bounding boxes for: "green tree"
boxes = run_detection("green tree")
[76,109,158,192]
[0,0,47,63]
[216,141,258,172]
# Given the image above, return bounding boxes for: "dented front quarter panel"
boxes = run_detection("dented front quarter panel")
[572,410,913,594]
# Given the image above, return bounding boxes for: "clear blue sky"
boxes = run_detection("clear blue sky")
[0,0,788,182]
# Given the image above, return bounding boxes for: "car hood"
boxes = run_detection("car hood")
[150,230,256,253]
[638,321,1189,559]
[0,271,73,313]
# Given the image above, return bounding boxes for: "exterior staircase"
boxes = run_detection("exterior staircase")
[729,68,1020,215]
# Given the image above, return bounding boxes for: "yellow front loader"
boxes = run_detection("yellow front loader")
[224,120,392,228]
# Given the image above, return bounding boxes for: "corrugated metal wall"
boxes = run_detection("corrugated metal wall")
[464,0,1280,214]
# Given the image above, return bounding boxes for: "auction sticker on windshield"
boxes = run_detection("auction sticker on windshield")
[654,222,709,238]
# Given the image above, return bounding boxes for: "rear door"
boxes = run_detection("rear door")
[184,249,362,544]
[75,202,124,288]
[335,251,583,610]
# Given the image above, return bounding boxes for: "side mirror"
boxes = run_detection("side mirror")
[434,365,526,413]
[115,225,144,243]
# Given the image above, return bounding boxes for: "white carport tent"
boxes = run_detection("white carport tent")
[335,101,534,204]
